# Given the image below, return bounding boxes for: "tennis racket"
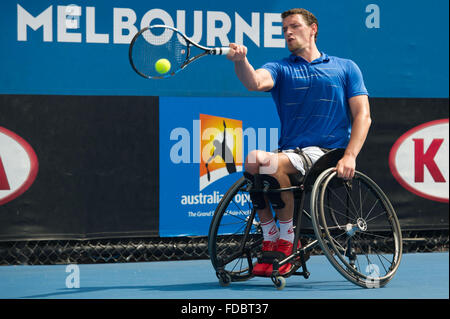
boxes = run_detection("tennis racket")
[129,24,230,79]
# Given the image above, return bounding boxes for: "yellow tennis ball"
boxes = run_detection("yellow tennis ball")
[155,58,171,74]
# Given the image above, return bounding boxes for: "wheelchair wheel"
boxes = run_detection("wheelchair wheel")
[311,168,402,288]
[208,176,263,282]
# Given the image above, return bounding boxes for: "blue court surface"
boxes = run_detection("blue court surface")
[0,252,448,299]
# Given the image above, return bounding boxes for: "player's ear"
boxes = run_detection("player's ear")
[310,23,318,38]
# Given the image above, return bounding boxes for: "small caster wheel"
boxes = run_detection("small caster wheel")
[217,272,231,287]
[272,276,286,290]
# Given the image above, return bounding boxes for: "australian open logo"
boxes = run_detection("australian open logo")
[168,112,278,192]
[199,114,243,191]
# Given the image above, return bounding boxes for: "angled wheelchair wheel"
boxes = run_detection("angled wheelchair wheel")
[208,176,263,282]
[311,168,403,288]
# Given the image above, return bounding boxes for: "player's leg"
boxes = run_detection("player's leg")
[244,150,280,275]
[261,153,299,275]
[245,151,300,275]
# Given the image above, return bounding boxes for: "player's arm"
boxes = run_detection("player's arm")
[336,94,372,179]
[227,43,274,92]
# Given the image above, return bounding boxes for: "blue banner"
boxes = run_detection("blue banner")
[0,0,448,98]
[159,96,279,236]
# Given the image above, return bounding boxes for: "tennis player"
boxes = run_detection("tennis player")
[227,8,371,276]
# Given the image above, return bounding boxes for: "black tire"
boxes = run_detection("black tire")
[311,168,403,288]
[208,176,263,282]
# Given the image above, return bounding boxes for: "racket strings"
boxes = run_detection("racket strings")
[130,27,188,78]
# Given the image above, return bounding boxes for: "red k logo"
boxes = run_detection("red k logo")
[0,127,39,205]
[389,119,448,203]
[413,138,445,183]
[0,156,11,190]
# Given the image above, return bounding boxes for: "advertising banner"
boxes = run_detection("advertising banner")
[0,95,159,241]
[0,0,448,98]
[358,98,449,231]
[159,96,279,236]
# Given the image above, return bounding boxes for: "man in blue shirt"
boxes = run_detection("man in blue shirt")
[227,8,372,276]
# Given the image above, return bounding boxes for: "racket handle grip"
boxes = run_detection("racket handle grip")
[211,47,230,55]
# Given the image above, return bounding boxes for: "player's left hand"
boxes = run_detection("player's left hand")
[335,154,356,180]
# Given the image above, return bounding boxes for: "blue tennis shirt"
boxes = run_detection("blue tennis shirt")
[261,52,368,150]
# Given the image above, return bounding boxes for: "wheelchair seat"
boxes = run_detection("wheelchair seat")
[288,148,345,189]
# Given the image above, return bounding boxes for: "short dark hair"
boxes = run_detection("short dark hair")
[281,8,318,42]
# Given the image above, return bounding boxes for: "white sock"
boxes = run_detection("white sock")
[260,218,279,242]
[279,218,294,243]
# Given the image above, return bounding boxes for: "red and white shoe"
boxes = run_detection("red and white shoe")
[252,241,277,276]
[266,239,300,276]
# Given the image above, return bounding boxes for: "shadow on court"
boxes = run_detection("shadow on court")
[20,279,360,299]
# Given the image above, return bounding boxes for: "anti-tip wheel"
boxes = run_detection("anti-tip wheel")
[272,276,286,290]
[218,272,231,287]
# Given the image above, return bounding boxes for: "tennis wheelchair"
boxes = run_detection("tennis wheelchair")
[208,148,403,289]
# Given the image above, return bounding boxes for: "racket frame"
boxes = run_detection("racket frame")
[129,24,230,79]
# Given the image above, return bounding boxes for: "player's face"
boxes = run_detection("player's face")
[282,14,316,53]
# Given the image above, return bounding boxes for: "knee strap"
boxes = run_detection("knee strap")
[244,173,286,210]
[260,175,285,210]
[243,172,266,210]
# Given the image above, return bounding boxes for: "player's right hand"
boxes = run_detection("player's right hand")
[227,43,247,62]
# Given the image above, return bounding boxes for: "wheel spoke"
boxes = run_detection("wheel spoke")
[327,187,360,220]
[343,182,363,219]
[322,203,352,220]
[365,210,388,224]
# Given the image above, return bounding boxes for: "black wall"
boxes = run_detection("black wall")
[0,95,159,240]
[0,95,448,241]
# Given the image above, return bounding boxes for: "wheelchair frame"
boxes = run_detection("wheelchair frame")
[208,149,403,290]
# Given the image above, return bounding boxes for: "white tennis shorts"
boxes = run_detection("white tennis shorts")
[278,146,326,175]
